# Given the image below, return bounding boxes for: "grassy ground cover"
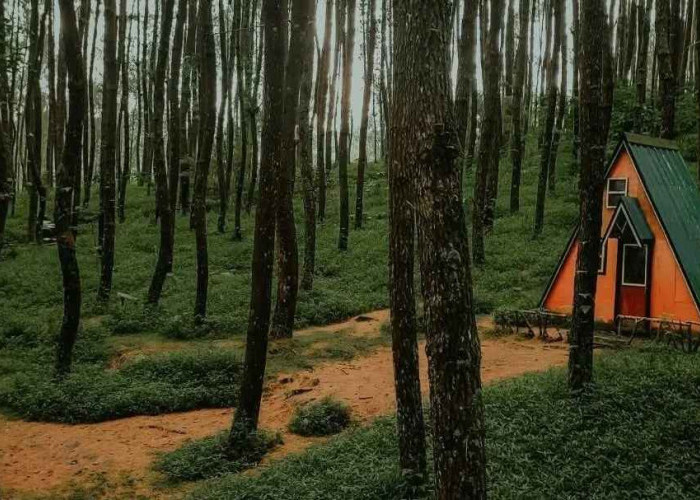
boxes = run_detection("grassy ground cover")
[185,346,700,499]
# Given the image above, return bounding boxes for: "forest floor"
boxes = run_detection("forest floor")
[0,310,569,499]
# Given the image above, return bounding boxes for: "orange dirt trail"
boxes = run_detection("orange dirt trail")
[0,310,568,496]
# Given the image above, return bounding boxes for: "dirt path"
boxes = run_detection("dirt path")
[0,310,568,497]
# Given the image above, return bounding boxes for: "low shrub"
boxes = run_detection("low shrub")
[288,397,352,437]
[155,429,282,482]
[0,350,242,423]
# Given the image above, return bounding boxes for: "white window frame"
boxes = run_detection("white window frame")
[598,240,607,274]
[606,178,628,209]
[621,243,648,287]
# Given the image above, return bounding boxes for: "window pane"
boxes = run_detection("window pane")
[623,245,646,285]
[609,179,627,192]
[608,193,624,208]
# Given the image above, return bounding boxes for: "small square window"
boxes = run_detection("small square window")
[607,178,628,208]
[622,244,647,286]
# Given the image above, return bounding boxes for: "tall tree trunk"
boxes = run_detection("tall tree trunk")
[271,0,313,339]
[97,0,119,302]
[569,0,613,392]
[169,0,186,217]
[84,0,101,209]
[299,0,317,291]
[624,0,638,80]
[215,0,230,234]
[116,0,130,222]
[680,0,694,86]
[192,0,216,322]
[388,1,428,481]
[472,0,504,266]
[572,0,580,161]
[394,2,488,496]
[354,0,376,229]
[504,0,515,97]
[0,0,12,254]
[233,0,248,240]
[316,0,333,224]
[55,0,85,377]
[337,0,355,250]
[46,0,56,189]
[510,0,531,213]
[179,0,198,213]
[323,0,345,221]
[534,0,562,236]
[657,0,677,139]
[548,0,567,186]
[146,0,177,304]
[229,0,285,448]
[634,0,651,131]
[455,0,477,162]
[245,3,264,214]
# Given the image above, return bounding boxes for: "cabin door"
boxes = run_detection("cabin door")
[616,243,649,318]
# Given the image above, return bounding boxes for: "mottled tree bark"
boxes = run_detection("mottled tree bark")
[116,0,130,223]
[354,0,376,229]
[455,0,477,157]
[84,0,101,209]
[229,0,285,448]
[395,2,487,497]
[232,0,248,240]
[146,0,177,305]
[504,0,515,96]
[55,0,85,377]
[510,0,531,213]
[388,0,427,480]
[179,0,198,213]
[634,0,651,132]
[337,0,355,250]
[569,0,613,392]
[548,0,567,187]
[169,0,187,217]
[192,0,216,322]
[97,0,119,302]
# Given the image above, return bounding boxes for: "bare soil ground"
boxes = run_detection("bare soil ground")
[0,310,568,498]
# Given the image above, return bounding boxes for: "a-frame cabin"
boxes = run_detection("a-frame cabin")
[541,133,700,325]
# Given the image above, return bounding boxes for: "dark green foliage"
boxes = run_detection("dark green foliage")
[155,430,282,482]
[0,350,241,423]
[190,347,700,499]
[288,397,352,436]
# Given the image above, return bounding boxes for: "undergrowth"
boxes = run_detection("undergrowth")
[288,397,352,437]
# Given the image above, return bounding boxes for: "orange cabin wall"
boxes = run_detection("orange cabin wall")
[543,149,700,324]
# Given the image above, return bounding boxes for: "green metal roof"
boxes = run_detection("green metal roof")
[618,196,654,243]
[623,133,700,308]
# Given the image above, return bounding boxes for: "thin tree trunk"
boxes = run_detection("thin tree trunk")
[271,0,313,339]
[455,0,477,158]
[354,0,376,229]
[117,0,130,222]
[572,0,580,160]
[233,0,248,240]
[146,0,177,304]
[215,0,230,234]
[192,0,216,322]
[534,0,562,236]
[55,0,85,377]
[179,0,198,213]
[46,0,56,189]
[97,0,119,302]
[245,4,263,214]
[229,0,285,447]
[337,0,355,250]
[0,0,12,254]
[634,0,651,131]
[657,0,677,139]
[299,0,316,291]
[316,0,333,224]
[169,0,186,218]
[510,0,531,213]
[569,0,613,392]
[548,0,567,187]
[84,0,101,209]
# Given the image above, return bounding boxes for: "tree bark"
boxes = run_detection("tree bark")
[316,0,333,224]
[534,0,562,236]
[337,0,355,250]
[395,2,488,496]
[55,0,85,377]
[116,0,130,223]
[572,0,580,161]
[455,0,477,159]
[84,0,101,209]
[192,0,216,322]
[232,0,248,240]
[169,0,187,217]
[97,0,119,302]
[146,0,177,305]
[179,0,198,213]
[354,0,376,229]
[271,0,314,339]
[472,0,504,266]
[388,0,428,481]
[229,0,285,447]
[510,0,531,213]
[299,0,317,291]
[0,0,12,254]
[657,0,677,139]
[634,0,651,131]
[569,0,613,392]
[215,0,230,234]
[505,0,515,96]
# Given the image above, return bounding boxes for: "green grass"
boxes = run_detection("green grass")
[288,397,352,437]
[187,346,700,499]
[154,429,283,483]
